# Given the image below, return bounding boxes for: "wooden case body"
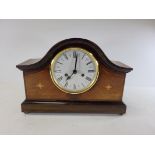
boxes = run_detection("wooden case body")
[17,38,132,114]
[24,62,126,101]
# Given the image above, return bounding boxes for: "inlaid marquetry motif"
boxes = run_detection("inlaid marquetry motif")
[36,83,44,89]
[105,84,112,90]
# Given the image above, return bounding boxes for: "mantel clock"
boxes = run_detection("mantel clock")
[17,38,133,114]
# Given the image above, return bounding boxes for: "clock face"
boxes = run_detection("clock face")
[50,47,99,94]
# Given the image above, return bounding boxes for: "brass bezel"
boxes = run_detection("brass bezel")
[50,47,99,94]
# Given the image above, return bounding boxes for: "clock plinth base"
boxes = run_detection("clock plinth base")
[21,100,126,115]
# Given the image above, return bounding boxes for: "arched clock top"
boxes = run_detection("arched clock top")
[16,38,133,73]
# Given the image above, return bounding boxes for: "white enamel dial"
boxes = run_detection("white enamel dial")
[50,48,99,94]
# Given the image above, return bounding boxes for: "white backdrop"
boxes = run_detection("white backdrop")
[0,19,155,87]
[0,20,155,134]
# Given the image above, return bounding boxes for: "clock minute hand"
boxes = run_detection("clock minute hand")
[73,52,78,73]
[66,53,78,81]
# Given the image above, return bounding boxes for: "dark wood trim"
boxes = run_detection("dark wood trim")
[21,100,126,115]
[16,38,133,73]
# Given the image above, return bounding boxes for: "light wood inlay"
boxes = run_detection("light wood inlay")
[105,85,112,90]
[24,63,126,101]
[36,83,44,89]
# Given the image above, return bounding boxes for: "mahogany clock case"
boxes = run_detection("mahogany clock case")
[17,38,133,114]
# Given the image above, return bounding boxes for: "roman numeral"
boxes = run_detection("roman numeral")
[86,76,92,82]
[73,51,76,58]
[63,53,68,60]
[64,81,68,87]
[86,61,92,65]
[82,53,85,59]
[81,83,85,87]
[88,70,95,73]
[73,84,76,90]
[54,70,61,73]
[57,76,63,82]
[57,61,63,65]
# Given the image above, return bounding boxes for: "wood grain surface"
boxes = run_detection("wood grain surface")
[21,100,126,114]
[24,63,126,101]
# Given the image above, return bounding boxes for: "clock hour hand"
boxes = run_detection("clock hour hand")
[66,72,74,81]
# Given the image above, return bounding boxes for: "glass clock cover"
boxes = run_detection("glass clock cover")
[50,48,99,94]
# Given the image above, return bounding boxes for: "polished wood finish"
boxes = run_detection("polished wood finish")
[16,38,133,114]
[16,38,133,73]
[22,100,126,115]
[24,63,125,101]
[18,58,131,71]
